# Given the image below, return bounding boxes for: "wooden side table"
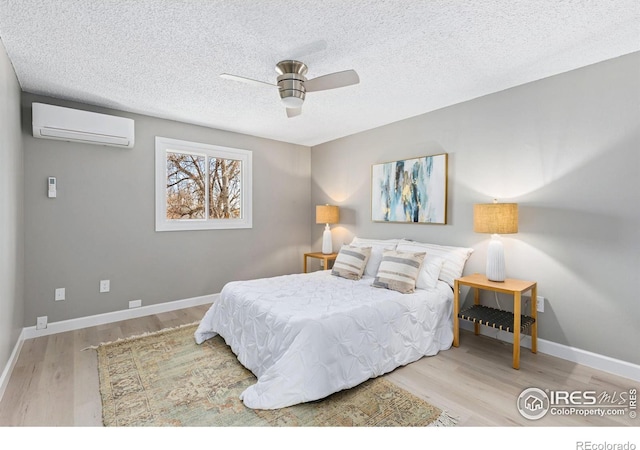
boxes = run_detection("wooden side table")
[453,273,537,369]
[303,252,338,273]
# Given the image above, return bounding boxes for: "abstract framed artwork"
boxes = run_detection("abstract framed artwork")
[371,153,448,224]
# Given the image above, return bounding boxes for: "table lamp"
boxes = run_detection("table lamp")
[316,204,339,254]
[473,201,518,282]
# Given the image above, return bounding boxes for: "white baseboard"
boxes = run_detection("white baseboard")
[0,328,26,402]
[22,293,217,339]
[459,322,640,382]
[0,293,217,403]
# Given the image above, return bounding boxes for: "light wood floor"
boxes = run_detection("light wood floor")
[0,304,637,429]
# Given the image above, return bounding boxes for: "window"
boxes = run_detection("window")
[155,137,252,231]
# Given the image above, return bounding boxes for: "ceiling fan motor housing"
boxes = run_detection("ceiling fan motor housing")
[276,60,307,108]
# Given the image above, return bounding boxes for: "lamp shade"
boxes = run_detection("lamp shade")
[316,205,339,224]
[473,203,518,234]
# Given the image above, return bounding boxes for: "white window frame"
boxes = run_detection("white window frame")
[155,136,252,231]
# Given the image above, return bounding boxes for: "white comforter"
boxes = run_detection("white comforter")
[194,270,453,409]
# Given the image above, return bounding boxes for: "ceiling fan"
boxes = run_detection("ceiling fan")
[221,60,360,118]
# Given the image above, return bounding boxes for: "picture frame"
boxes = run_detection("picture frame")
[371,153,448,224]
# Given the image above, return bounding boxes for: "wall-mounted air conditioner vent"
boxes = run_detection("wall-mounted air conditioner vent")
[32,102,135,148]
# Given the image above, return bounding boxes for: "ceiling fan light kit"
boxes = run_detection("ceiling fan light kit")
[276,60,307,109]
[221,59,359,118]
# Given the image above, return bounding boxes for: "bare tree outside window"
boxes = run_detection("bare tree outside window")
[165,151,242,220]
[209,157,242,219]
[156,137,252,231]
[166,152,206,219]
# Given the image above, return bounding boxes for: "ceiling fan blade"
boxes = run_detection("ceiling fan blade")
[305,69,359,93]
[286,107,302,118]
[220,73,275,88]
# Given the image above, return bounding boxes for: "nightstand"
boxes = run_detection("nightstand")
[303,252,338,273]
[453,273,537,369]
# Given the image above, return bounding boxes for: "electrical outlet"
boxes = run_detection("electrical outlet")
[129,299,142,309]
[537,296,545,313]
[100,279,110,293]
[55,287,65,301]
[36,316,48,330]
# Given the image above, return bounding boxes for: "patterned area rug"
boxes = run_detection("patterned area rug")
[96,323,457,427]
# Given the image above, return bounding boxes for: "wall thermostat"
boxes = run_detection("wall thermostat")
[48,177,56,198]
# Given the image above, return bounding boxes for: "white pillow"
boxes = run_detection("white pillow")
[372,249,426,294]
[393,241,445,289]
[397,239,474,287]
[417,256,445,290]
[350,243,395,277]
[350,237,400,247]
[350,237,400,277]
[331,245,372,280]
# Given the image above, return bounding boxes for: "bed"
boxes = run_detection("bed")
[194,238,473,410]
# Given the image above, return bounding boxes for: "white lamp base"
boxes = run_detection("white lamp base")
[322,224,333,254]
[486,234,506,282]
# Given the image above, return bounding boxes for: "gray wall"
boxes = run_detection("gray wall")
[311,52,640,365]
[0,40,24,372]
[22,93,311,324]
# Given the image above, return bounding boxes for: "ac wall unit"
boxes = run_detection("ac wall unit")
[32,102,135,148]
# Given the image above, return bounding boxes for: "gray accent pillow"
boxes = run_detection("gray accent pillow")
[331,245,372,280]
[372,250,426,293]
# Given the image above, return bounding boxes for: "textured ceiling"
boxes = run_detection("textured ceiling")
[0,0,638,146]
